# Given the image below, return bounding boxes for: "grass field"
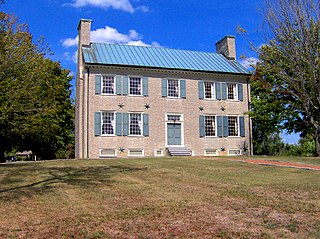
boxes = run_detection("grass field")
[0,157,320,239]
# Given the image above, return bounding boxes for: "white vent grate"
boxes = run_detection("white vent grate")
[100,148,116,157]
[204,149,219,156]
[128,149,144,157]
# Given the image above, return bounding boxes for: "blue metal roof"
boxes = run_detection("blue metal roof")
[82,43,250,75]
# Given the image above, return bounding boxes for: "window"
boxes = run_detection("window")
[228,116,238,136]
[102,76,115,94]
[227,83,237,100]
[204,82,215,99]
[154,149,164,156]
[129,113,142,135]
[101,112,114,135]
[204,149,219,156]
[167,115,181,121]
[129,77,142,95]
[205,116,216,136]
[128,149,144,157]
[100,148,117,157]
[168,79,179,97]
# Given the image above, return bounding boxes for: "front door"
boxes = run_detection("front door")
[167,123,181,145]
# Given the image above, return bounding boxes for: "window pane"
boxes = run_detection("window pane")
[129,113,142,135]
[102,76,114,94]
[167,115,181,121]
[130,77,141,95]
[168,79,179,97]
[204,82,214,99]
[102,112,114,135]
[228,116,238,136]
[205,116,215,136]
[227,83,236,100]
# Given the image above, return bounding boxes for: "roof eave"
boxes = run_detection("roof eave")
[84,62,251,76]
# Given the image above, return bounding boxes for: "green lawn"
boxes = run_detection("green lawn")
[0,157,319,239]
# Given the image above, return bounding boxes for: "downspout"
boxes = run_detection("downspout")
[247,76,253,156]
[87,66,90,158]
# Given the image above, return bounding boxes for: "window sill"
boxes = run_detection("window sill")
[100,135,116,137]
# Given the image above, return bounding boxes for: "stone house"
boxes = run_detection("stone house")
[75,19,252,158]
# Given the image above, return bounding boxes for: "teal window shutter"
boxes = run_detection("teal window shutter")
[94,112,101,136]
[238,84,243,101]
[239,116,245,137]
[123,76,129,95]
[95,75,101,95]
[215,82,221,100]
[143,114,149,136]
[199,115,205,137]
[180,80,186,98]
[198,81,204,99]
[217,116,223,137]
[116,75,122,95]
[162,78,167,97]
[123,113,129,136]
[142,77,148,96]
[115,112,123,136]
[221,83,227,100]
[223,116,229,137]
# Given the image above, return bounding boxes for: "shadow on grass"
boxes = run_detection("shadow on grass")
[0,165,147,200]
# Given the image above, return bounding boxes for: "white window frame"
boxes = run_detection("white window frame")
[228,115,240,137]
[204,149,219,156]
[129,112,143,136]
[204,82,216,100]
[228,149,242,156]
[129,76,142,96]
[101,112,115,136]
[154,149,164,157]
[167,79,180,98]
[227,83,238,100]
[101,75,115,95]
[128,149,145,157]
[204,115,217,137]
[99,148,117,158]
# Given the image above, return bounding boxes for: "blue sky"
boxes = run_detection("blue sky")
[1,0,300,144]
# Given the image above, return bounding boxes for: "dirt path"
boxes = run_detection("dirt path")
[227,158,320,171]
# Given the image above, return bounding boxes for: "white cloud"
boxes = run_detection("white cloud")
[240,57,260,69]
[66,0,148,13]
[62,25,160,48]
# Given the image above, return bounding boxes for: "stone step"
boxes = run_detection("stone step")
[167,147,192,156]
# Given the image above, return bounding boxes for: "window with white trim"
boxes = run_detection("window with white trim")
[100,148,117,157]
[204,82,215,99]
[129,113,142,135]
[227,83,237,100]
[101,112,115,135]
[228,116,238,136]
[168,79,179,97]
[205,115,216,136]
[102,76,115,94]
[129,77,142,95]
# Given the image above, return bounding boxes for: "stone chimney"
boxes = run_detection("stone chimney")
[215,35,236,60]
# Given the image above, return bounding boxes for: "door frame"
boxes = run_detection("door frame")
[165,113,184,147]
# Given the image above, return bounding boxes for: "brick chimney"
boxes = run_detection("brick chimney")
[77,19,92,47]
[77,19,92,68]
[215,35,236,60]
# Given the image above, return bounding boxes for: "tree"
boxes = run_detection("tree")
[254,0,320,156]
[0,12,74,159]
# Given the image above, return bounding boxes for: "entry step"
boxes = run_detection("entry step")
[167,147,192,156]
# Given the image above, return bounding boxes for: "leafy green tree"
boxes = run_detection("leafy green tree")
[0,12,74,159]
[253,0,320,156]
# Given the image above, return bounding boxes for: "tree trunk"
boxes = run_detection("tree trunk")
[316,130,320,157]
